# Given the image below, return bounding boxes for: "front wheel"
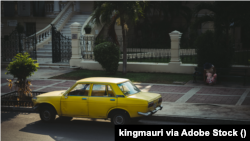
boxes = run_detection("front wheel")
[111,112,130,125]
[39,106,56,122]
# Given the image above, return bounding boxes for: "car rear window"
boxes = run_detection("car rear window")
[117,81,140,95]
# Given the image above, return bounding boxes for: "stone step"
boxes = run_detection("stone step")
[71,15,89,18]
[42,44,52,48]
[69,17,88,20]
[67,20,86,24]
[37,54,52,57]
[61,28,72,31]
[38,47,52,50]
[35,14,90,62]
[36,49,52,54]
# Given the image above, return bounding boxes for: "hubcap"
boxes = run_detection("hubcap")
[43,110,51,121]
[115,115,124,125]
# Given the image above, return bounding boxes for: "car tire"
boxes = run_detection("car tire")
[111,111,130,125]
[39,106,56,122]
[58,116,73,122]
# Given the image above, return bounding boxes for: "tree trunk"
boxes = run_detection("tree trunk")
[121,16,127,75]
[108,14,119,45]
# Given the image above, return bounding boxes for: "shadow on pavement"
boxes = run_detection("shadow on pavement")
[1,111,31,123]
[19,118,115,141]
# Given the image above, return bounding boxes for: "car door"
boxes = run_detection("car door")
[88,84,117,118]
[61,83,90,117]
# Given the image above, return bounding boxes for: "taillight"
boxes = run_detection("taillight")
[148,102,154,108]
[158,97,162,103]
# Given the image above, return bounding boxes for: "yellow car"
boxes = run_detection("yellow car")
[33,77,163,125]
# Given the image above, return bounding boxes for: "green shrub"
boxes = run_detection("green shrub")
[6,52,39,99]
[195,30,234,69]
[94,42,120,74]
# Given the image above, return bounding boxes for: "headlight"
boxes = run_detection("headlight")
[148,101,154,108]
[32,97,37,100]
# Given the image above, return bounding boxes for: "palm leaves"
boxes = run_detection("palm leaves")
[91,2,145,74]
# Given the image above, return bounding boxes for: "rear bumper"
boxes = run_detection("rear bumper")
[138,105,163,116]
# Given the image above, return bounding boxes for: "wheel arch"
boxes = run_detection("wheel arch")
[36,103,58,115]
[107,108,130,119]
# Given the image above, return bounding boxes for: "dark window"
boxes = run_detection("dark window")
[4,2,15,17]
[33,1,45,17]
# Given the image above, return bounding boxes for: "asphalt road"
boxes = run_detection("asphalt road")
[1,111,204,141]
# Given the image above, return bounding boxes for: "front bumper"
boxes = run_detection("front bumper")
[33,105,39,112]
[138,105,163,116]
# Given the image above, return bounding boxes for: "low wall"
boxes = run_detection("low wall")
[76,60,197,74]
[69,30,196,74]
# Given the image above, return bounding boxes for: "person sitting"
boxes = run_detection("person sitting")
[203,63,217,85]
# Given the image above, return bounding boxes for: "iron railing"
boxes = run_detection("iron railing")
[1,91,45,108]
[1,29,37,62]
[51,24,72,63]
[233,42,250,66]
[80,35,172,62]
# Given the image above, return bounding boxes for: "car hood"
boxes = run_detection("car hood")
[37,90,66,97]
[127,92,161,102]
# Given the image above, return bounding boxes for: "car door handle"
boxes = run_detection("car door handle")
[82,98,87,100]
[110,99,115,101]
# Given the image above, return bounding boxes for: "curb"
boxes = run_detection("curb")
[143,114,250,125]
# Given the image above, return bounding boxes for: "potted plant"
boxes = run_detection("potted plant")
[5,52,39,100]
[84,24,91,34]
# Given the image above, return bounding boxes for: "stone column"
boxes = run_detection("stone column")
[53,1,60,14]
[166,30,184,73]
[70,22,82,67]
[75,1,80,13]
[169,30,182,63]
[0,22,3,62]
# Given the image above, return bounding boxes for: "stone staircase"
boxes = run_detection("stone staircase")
[37,14,90,67]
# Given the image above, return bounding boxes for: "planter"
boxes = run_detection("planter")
[84,28,91,34]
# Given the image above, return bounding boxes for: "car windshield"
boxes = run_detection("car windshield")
[117,81,141,95]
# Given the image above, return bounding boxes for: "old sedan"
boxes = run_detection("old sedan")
[33,77,163,125]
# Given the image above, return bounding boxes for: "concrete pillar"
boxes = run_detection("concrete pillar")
[53,1,60,14]
[166,30,184,73]
[70,22,82,67]
[169,30,182,63]
[75,1,80,12]
[0,22,3,62]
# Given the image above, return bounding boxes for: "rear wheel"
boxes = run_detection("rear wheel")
[39,106,56,122]
[111,112,130,125]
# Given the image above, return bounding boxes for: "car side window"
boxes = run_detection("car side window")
[68,84,90,96]
[91,84,115,97]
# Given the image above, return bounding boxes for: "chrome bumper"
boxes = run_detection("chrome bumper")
[138,105,163,116]
[33,105,39,111]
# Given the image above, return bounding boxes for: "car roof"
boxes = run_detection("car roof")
[76,77,129,84]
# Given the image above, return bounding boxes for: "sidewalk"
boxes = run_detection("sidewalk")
[1,68,250,124]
